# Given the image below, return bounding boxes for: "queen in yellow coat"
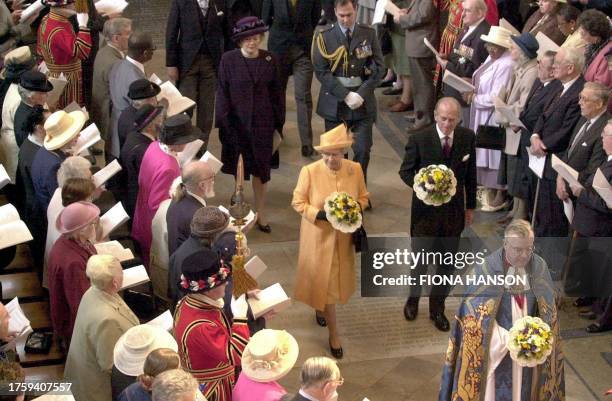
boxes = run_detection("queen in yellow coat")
[291,124,369,359]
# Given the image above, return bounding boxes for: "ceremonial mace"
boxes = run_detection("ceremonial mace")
[229,155,259,297]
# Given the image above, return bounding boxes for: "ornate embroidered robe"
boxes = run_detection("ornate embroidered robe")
[439,248,565,401]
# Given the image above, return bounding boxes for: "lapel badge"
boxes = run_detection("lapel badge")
[266,55,272,61]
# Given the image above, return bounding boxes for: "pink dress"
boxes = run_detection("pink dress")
[132,142,180,268]
[232,373,286,401]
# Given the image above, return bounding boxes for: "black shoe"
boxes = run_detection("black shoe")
[379,79,395,88]
[430,312,450,331]
[382,87,402,96]
[573,297,594,307]
[329,341,343,359]
[579,310,597,320]
[256,223,271,233]
[585,323,612,333]
[315,312,327,327]
[403,302,418,321]
[301,145,314,157]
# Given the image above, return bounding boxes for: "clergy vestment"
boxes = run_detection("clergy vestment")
[439,248,565,401]
[37,10,92,108]
[173,295,250,401]
[132,142,181,268]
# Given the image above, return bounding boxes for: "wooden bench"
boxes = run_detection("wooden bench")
[0,244,34,274]
[0,272,45,303]
[17,335,65,368]
[23,364,65,382]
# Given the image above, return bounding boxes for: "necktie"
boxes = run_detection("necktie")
[513,294,525,309]
[443,136,451,158]
[569,121,590,157]
[346,28,352,44]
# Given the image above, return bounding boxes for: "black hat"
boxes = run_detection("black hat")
[180,249,232,293]
[128,79,161,100]
[20,71,53,92]
[160,113,202,145]
[133,104,164,132]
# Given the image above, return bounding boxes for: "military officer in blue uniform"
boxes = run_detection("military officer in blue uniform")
[312,0,385,185]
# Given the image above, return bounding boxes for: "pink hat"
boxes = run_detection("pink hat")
[56,201,100,235]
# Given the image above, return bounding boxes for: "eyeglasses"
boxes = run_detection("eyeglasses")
[506,245,534,256]
[327,377,344,386]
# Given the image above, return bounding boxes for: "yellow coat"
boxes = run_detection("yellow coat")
[291,159,369,311]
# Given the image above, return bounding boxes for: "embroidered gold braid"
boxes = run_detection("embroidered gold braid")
[316,32,349,76]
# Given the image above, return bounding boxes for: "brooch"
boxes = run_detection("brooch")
[266,55,272,61]
[458,56,466,64]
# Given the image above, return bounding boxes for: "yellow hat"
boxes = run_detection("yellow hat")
[314,124,353,152]
[480,26,513,49]
[44,110,87,151]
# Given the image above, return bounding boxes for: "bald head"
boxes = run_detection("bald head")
[127,31,155,62]
[434,97,462,135]
[182,161,216,198]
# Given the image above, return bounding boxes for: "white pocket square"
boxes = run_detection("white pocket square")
[581,142,587,147]
[462,154,470,162]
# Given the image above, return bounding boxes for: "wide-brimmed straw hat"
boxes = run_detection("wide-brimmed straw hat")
[113,325,179,377]
[56,201,100,235]
[241,329,299,383]
[480,26,513,49]
[44,110,87,150]
[313,124,353,152]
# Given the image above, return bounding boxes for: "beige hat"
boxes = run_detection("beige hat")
[43,110,87,151]
[0,46,34,79]
[113,325,179,377]
[241,329,299,383]
[480,26,513,49]
[314,124,353,152]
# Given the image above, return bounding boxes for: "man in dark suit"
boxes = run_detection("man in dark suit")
[399,97,477,331]
[166,0,229,146]
[530,46,585,237]
[569,121,612,333]
[166,161,217,255]
[262,0,320,157]
[281,356,343,401]
[438,0,490,125]
[312,0,385,182]
[118,79,163,151]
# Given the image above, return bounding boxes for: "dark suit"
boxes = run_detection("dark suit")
[562,113,609,184]
[262,0,320,148]
[312,22,385,179]
[13,102,34,148]
[16,137,41,226]
[120,131,153,220]
[532,76,585,236]
[118,105,138,151]
[281,394,310,401]
[442,19,490,109]
[399,125,477,312]
[166,193,205,256]
[166,0,229,142]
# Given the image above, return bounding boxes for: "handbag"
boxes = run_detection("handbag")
[24,332,53,354]
[352,225,368,253]
[476,111,506,150]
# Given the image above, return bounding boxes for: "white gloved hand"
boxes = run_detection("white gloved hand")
[76,13,89,28]
[344,91,364,110]
[230,294,248,319]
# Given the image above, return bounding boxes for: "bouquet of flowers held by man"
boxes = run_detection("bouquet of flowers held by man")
[413,164,457,206]
[324,192,362,233]
[507,316,554,367]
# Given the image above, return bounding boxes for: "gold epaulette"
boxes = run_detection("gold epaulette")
[314,29,348,76]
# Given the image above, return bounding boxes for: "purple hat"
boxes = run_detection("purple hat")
[232,16,268,42]
[56,201,100,235]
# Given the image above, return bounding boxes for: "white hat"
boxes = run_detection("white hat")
[480,26,513,49]
[43,110,87,151]
[241,329,299,383]
[113,325,179,377]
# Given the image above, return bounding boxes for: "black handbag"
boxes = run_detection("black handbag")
[352,225,368,253]
[476,111,506,150]
[24,331,53,354]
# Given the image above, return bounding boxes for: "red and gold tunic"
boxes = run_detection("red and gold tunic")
[37,10,92,108]
[173,295,250,401]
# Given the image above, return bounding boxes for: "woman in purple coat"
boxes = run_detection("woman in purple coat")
[215,16,285,233]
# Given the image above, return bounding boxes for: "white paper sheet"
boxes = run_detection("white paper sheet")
[92,159,123,188]
[0,164,10,189]
[247,283,291,319]
[99,202,129,238]
[74,123,101,155]
[178,139,204,166]
[121,265,150,290]
[499,18,520,35]
[149,73,162,85]
[551,154,583,189]
[47,74,67,109]
[37,61,49,75]
[535,32,560,59]
[31,394,75,401]
[495,101,525,129]
[94,240,134,262]
[563,199,573,223]
[424,37,441,58]
[527,147,545,179]
[442,69,475,93]
[20,0,44,23]
[157,81,196,116]
[504,127,521,156]
[5,298,33,339]
[372,0,387,24]
[94,0,129,15]
[245,256,267,279]
[593,168,612,209]
[147,310,173,332]
[200,151,223,174]
[384,0,399,14]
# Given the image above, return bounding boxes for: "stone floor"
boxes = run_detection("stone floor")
[117,2,610,399]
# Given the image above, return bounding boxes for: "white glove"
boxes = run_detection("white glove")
[230,294,248,319]
[344,91,364,110]
[76,13,89,28]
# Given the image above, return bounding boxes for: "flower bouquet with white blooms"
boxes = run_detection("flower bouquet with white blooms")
[507,316,554,367]
[413,165,457,206]
[324,192,362,233]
